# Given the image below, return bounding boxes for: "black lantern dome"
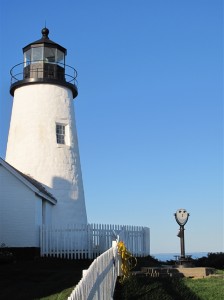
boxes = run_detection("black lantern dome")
[10,28,78,98]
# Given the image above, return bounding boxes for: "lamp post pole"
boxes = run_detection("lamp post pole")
[174,209,190,267]
[179,225,185,259]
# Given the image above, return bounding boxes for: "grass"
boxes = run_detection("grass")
[184,270,224,300]
[114,276,201,300]
[114,271,224,300]
[1,258,223,300]
[0,258,92,300]
[40,288,74,300]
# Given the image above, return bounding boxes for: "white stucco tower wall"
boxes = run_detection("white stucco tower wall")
[5,28,87,227]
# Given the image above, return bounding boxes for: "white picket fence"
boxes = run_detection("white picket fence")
[40,223,150,259]
[68,241,118,300]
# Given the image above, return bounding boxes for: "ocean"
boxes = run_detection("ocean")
[152,252,208,262]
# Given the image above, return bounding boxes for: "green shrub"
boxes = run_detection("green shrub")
[194,252,224,269]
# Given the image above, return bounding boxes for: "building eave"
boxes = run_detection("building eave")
[0,157,57,205]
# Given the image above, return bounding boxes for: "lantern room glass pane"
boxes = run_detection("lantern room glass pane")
[44,47,56,63]
[56,49,65,65]
[32,47,43,62]
[24,49,31,66]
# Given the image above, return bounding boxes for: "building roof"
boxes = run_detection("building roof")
[0,158,57,205]
[23,27,67,54]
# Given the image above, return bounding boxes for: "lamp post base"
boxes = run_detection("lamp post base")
[175,256,194,268]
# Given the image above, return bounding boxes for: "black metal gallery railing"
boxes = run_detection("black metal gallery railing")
[10,60,78,86]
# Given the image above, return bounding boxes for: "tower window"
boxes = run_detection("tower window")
[56,124,65,144]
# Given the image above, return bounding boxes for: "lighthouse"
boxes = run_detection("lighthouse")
[6,28,87,227]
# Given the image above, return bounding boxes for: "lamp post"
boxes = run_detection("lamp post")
[174,209,190,267]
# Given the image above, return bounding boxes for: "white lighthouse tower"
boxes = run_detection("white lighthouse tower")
[6,28,87,227]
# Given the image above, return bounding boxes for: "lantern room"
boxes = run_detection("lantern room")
[10,28,78,98]
[23,28,66,80]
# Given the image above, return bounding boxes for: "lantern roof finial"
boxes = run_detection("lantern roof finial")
[41,27,49,39]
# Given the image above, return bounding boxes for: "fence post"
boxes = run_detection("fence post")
[87,224,93,259]
[115,240,123,277]
[143,227,150,255]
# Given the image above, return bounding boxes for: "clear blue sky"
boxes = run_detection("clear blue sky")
[0,0,223,254]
